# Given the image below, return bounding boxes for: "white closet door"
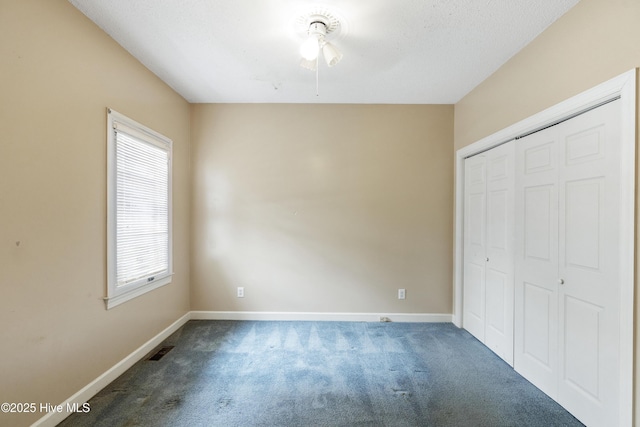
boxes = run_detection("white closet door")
[463,154,487,341]
[557,100,620,426]
[514,125,560,397]
[484,141,515,365]
[463,141,515,364]
[514,100,622,426]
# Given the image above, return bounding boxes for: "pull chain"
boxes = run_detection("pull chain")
[315,55,319,97]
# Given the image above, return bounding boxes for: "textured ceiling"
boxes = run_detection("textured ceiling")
[68,0,579,104]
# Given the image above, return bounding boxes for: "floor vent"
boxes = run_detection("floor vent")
[148,346,174,361]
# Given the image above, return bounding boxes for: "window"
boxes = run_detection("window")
[106,109,172,309]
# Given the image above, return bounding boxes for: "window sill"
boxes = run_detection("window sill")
[104,275,173,310]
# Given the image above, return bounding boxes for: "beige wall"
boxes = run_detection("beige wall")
[453,0,640,422]
[455,0,640,150]
[191,104,453,314]
[0,1,191,425]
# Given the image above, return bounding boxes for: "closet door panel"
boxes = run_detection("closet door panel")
[524,185,554,261]
[485,268,506,336]
[484,141,515,365]
[514,100,622,426]
[514,127,559,397]
[522,281,553,366]
[557,100,621,426]
[463,155,487,341]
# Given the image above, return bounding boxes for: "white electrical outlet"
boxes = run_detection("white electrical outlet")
[237,287,244,298]
[398,288,406,300]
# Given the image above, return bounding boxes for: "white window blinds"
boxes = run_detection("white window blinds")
[115,129,169,286]
[106,109,173,309]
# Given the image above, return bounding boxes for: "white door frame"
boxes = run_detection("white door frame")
[452,69,636,425]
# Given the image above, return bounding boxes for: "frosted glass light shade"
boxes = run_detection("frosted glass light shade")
[322,42,342,67]
[300,36,320,61]
[299,57,317,71]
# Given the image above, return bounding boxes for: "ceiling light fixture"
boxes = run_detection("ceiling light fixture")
[299,18,342,69]
[296,11,343,96]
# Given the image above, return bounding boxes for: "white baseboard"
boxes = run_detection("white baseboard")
[32,310,452,426]
[190,311,452,323]
[31,312,191,427]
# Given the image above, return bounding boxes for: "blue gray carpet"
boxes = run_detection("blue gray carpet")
[58,321,583,426]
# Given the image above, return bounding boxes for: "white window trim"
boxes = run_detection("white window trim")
[105,108,173,309]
